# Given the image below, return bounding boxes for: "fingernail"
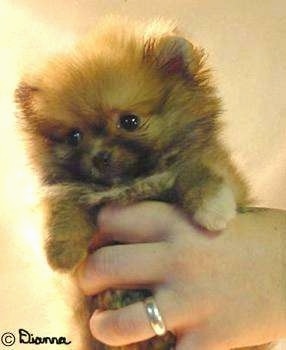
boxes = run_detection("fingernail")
[75,255,94,288]
[93,309,103,316]
[88,230,106,252]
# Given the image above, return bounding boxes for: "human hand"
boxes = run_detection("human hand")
[77,202,286,349]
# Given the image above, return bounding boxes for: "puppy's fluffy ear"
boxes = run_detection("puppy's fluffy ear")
[144,35,205,80]
[15,81,40,118]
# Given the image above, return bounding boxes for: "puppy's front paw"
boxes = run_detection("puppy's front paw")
[193,185,236,231]
[46,237,88,272]
[44,199,95,271]
[80,192,111,207]
[80,187,131,207]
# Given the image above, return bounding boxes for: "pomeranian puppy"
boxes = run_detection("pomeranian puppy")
[16,16,269,350]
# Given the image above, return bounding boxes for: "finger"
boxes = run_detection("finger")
[90,301,153,346]
[97,201,189,243]
[176,333,223,350]
[89,289,184,346]
[78,243,169,295]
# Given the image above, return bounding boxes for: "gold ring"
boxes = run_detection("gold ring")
[144,296,167,336]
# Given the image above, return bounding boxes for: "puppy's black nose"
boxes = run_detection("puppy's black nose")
[93,151,111,168]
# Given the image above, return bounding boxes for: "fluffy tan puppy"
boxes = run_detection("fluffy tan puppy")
[15,17,266,350]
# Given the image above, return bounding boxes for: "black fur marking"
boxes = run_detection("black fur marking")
[113,138,156,175]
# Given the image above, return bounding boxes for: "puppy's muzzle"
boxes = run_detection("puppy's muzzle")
[92,151,111,170]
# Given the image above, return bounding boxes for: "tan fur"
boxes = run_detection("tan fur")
[15,16,267,350]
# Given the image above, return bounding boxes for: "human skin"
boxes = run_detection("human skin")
[77,202,286,349]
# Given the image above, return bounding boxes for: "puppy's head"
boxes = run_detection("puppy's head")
[16,17,220,185]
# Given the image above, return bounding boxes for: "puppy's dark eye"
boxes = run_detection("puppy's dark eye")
[118,114,140,131]
[66,129,83,146]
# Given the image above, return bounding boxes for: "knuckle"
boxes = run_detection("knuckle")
[177,332,210,350]
[167,242,190,276]
[93,247,119,279]
[156,202,177,221]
